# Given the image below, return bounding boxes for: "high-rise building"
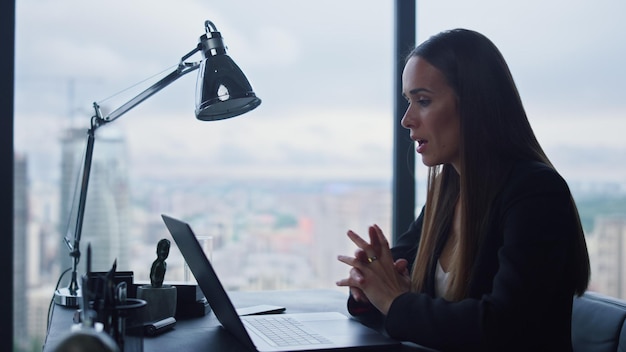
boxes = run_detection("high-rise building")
[58,127,130,276]
[588,215,626,299]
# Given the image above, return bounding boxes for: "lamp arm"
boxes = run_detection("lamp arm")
[102,46,202,124]
[64,119,97,296]
[74,45,202,251]
[57,46,202,304]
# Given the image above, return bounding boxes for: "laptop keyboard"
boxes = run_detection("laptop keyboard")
[244,316,333,346]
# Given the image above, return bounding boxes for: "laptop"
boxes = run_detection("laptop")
[161,214,401,352]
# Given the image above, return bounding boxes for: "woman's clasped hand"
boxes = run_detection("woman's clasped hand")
[336,225,411,315]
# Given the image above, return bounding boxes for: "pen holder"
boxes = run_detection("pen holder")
[96,298,147,352]
[136,285,177,324]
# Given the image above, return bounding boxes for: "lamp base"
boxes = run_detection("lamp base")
[54,287,82,307]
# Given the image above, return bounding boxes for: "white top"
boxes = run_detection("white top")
[435,260,450,298]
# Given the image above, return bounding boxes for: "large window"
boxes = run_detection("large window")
[14,0,626,351]
[14,2,395,350]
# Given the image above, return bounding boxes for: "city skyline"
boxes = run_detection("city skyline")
[15,142,626,349]
[14,114,626,349]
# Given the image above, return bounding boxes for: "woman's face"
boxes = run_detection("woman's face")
[401,56,461,172]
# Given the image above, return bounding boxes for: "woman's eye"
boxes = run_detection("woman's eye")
[417,98,431,107]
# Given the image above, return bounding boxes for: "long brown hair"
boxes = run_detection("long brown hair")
[408,29,590,300]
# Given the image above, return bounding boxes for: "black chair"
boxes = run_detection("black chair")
[572,291,626,352]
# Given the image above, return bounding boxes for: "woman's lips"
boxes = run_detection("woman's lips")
[416,139,427,153]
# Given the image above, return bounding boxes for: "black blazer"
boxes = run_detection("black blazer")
[349,160,583,351]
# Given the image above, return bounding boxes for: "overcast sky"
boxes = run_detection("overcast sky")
[14,0,626,186]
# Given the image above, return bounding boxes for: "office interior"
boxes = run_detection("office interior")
[5,1,626,351]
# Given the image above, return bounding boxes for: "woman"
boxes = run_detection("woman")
[336,29,590,351]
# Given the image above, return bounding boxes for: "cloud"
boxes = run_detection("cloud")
[417,0,626,111]
[13,0,626,186]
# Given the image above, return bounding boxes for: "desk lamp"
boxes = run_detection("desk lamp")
[54,20,261,307]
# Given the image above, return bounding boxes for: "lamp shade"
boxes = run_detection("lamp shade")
[194,21,261,121]
[195,54,261,121]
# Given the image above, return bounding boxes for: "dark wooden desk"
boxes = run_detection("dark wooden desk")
[44,289,434,351]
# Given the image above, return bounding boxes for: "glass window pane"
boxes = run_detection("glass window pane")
[15,1,394,349]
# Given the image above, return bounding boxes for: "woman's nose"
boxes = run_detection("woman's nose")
[400,105,414,129]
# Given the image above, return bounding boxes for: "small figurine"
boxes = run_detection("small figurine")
[150,239,170,288]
